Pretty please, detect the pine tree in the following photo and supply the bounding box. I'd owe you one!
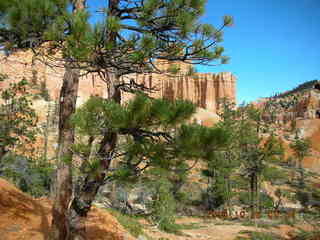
[0,1,233,239]
[1,1,87,238]
[201,98,238,211]
[0,74,38,162]
[236,104,284,214]
[290,132,311,188]
[71,92,229,230]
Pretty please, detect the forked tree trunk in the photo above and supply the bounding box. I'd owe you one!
[67,72,121,240]
[66,1,121,238]
[67,111,120,239]
[59,0,127,238]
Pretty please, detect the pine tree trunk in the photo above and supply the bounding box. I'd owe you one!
[51,65,80,240]
[298,158,305,188]
[50,1,85,239]
[68,176,102,240]
[255,175,258,212]
[43,102,51,163]
[226,176,231,213]
[0,146,7,169]
[250,173,255,215]
[0,146,6,161]
[66,1,121,239]
[257,176,260,211]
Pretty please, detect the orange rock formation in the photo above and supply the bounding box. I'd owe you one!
[0,51,236,113]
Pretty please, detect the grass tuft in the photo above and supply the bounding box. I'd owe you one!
[107,208,144,237]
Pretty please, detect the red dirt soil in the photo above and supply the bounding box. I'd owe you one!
[310,126,320,152]
[0,178,135,240]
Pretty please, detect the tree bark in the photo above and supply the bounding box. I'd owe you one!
[68,176,102,240]
[0,145,8,168]
[250,173,255,215]
[66,1,121,239]
[51,65,80,240]
[0,146,6,160]
[66,73,121,240]
[43,102,51,164]
[50,0,86,238]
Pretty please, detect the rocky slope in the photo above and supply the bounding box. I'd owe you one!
[255,80,320,124]
[254,80,320,172]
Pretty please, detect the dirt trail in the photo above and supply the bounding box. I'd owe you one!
[140,217,299,240]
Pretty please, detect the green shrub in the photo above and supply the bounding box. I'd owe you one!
[1,153,54,197]
[281,189,296,202]
[201,175,228,210]
[263,167,288,184]
[237,230,281,240]
[107,208,143,237]
[296,191,311,208]
[149,176,179,233]
[241,221,277,229]
[259,192,274,210]
[238,191,251,206]
[237,191,273,211]
[290,229,320,240]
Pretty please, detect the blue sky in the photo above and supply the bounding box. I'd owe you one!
[87,0,320,103]
[197,0,320,103]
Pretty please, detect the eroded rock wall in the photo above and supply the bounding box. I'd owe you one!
[0,51,107,107]
[122,71,236,112]
[256,89,320,125]
[0,51,236,112]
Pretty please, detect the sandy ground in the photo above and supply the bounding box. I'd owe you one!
[139,216,303,240]
[0,178,134,240]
